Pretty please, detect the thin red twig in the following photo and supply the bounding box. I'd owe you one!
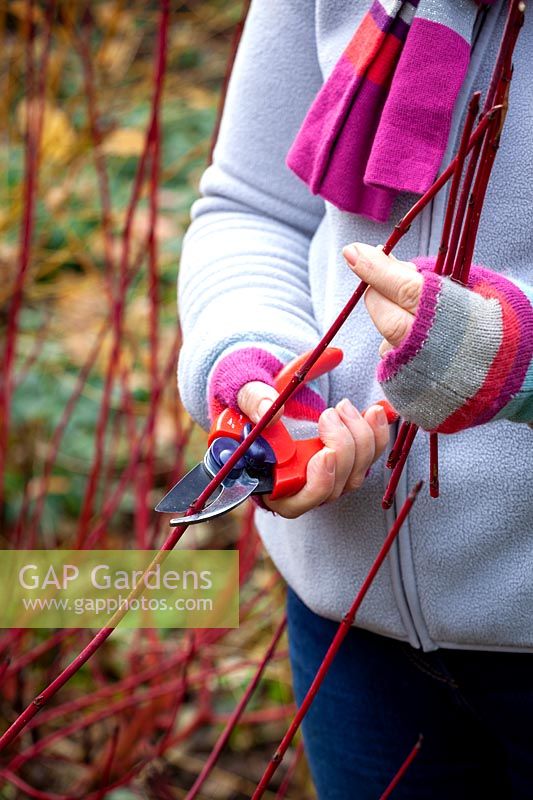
[27,326,107,536]
[251,482,423,798]
[275,739,305,800]
[94,725,121,800]
[435,92,480,276]
[185,615,287,800]
[0,0,55,509]
[76,0,170,546]
[429,432,439,499]
[7,673,188,771]
[75,12,116,302]
[379,735,423,799]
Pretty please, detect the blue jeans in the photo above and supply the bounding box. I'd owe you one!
[287,586,533,799]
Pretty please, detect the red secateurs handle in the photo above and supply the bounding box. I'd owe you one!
[209,408,324,500]
[208,347,342,500]
[274,346,397,424]
[208,347,398,501]
[273,347,343,394]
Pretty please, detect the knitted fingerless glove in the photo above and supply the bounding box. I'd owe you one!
[377,258,533,433]
[207,343,326,423]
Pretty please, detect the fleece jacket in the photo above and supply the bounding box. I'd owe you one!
[177,0,533,652]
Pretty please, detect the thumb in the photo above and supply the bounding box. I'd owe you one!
[236,381,284,424]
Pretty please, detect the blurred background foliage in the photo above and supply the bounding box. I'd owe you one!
[0,2,312,797]
[2,0,239,533]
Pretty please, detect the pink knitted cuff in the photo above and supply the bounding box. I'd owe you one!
[207,346,326,423]
[376,258,533,433]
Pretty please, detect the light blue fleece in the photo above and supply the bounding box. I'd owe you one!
[178,0,533,652]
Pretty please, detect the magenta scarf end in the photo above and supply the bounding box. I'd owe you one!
[287,154,396,223]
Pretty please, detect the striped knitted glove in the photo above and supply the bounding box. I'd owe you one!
[207,342,326,424]
[377,258,533,433]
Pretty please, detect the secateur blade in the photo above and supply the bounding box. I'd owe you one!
[155,463,216,514]
[155,430,271,524]
[170,470,259,525]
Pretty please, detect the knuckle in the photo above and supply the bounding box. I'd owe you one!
[355,420,373,449]
[336,427,355,451]
[385,312,410,346]
[329,484,347,502]
[396,278,420,310]
[346,474,364,492]
[268,500,298,519]
[361,254,376,278]
[354,444,375,475]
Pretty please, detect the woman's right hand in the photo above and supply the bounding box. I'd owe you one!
[237,381,391,519]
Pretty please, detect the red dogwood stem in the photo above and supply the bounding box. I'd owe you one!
[381,0,524,510]
[275,739,306,799]
[452,107,503,285]
[429,433,439,498]
[0,0,54,509]
[76,0,170,546]
[434,92,480,277]
[425,92,479,500]
[185,615,287,800]
[251,481,423,799]
[0,515,191,754]
[382,424,419,510]
[452,1,523,284]
[379,735,424,799]
[386,420,410,470]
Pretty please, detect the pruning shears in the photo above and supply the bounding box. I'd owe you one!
[155,348,397,524]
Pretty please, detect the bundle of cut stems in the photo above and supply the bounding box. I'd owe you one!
[383,0,524,510]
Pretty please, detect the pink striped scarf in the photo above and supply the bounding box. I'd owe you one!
[287,0,495,222]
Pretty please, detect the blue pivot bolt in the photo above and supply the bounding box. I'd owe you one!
[206,426,277,480]
[207,436,246,479]
[242,424,276,473]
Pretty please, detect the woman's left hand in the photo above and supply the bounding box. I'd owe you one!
[343,241,533,434]
[343,242,423,356]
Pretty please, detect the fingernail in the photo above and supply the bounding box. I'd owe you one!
[256,398,273,420]
[343,244,359,265]
[322,408,340,426]
[375,407,388,428]
[324,449,335,474]
[339,398,361,419]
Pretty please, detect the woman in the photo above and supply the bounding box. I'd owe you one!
[178,1,533,796]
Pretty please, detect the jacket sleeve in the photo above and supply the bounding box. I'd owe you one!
[376,258,533,433]
[177,0,327,431]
